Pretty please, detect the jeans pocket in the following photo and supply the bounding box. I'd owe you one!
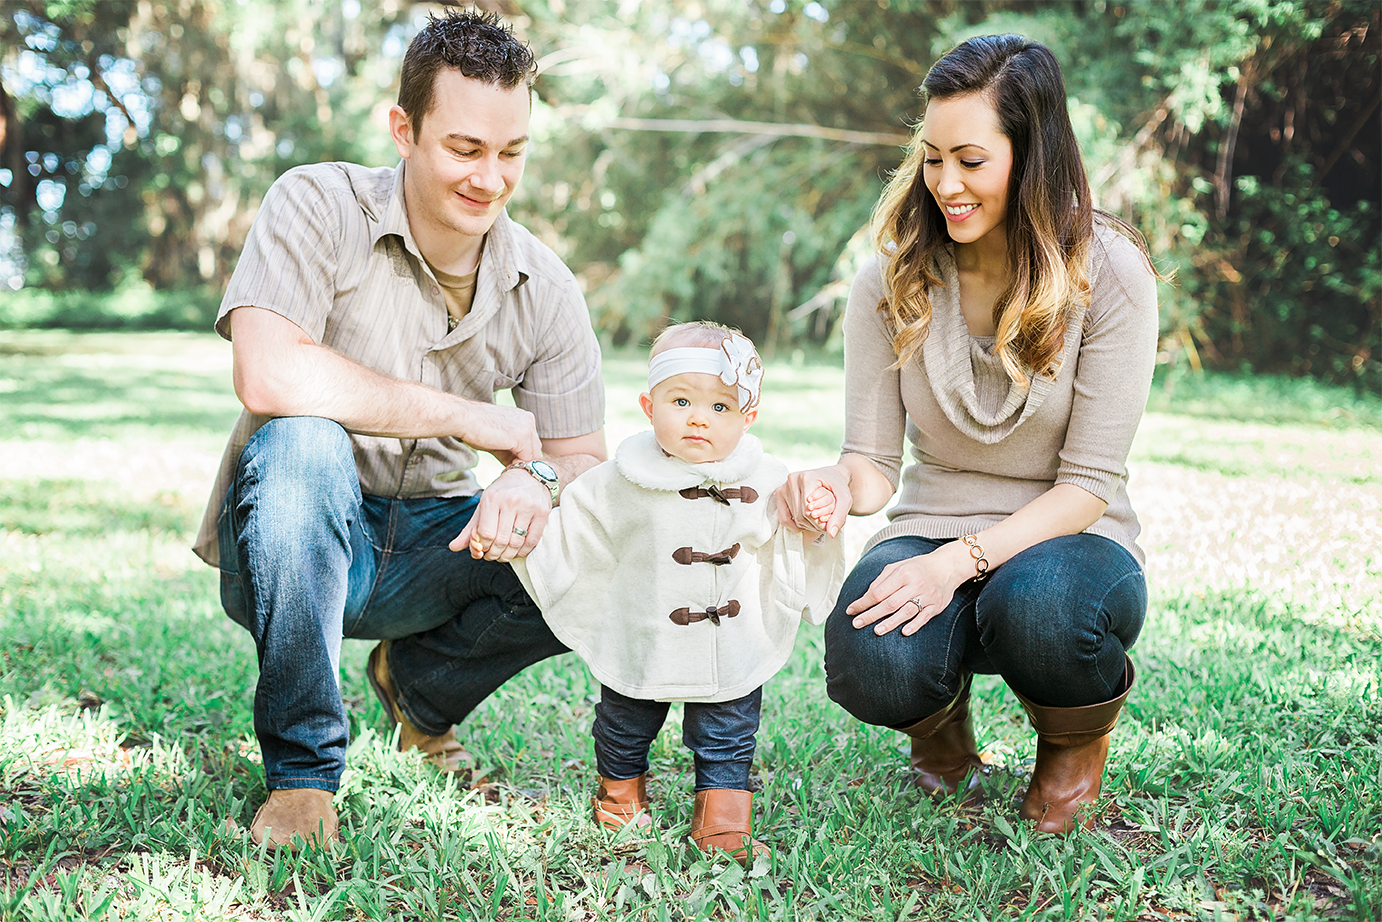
[462,595,550,660]
[216,498,250,630]
[220,570,250,629]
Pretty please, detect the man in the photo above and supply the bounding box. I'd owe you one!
[192,10,605,847]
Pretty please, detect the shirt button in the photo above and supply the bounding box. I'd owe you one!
[432,285,440,295]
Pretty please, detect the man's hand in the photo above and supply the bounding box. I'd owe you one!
[458,404,542,464]
[448,429,607,562]
[450,467,551,561]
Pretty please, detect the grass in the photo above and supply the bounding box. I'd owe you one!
[0,329,1379,921]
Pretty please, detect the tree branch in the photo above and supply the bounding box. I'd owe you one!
[1215,67,1250,221]
[1315,89,1381,188]
[596,115,909,147]
[85,58,141,143]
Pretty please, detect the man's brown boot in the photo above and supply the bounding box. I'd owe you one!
[368,641,474,775]
[248,789,339,848]
[689,789,768,866]
[899,672,984,797]
[1014,656,1136,834]
[592,774,652,830]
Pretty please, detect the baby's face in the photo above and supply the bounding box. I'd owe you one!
[640,372,757,464]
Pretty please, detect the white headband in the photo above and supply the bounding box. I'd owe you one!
[647,334,763,412]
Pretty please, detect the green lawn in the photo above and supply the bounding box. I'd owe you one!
[1,330,1379,921]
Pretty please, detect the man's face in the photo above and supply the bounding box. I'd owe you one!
[391,68,530,244]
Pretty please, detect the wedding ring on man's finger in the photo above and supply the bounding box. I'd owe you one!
[512,526,528,537]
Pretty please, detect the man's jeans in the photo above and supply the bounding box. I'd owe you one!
[824,534,1146,728]
[217,417,567,792]
[593,685,763,791]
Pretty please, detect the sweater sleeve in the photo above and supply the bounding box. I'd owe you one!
[839,256,906,490]
[1054,232,1160,501]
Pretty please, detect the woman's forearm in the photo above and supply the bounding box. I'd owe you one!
[931,482,1108,584]
[845,482,1109,635]
[838,453,898,516]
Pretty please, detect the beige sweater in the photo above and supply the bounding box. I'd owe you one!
[843,226,1159,564]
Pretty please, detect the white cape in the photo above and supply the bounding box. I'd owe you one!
[513,431,844,702]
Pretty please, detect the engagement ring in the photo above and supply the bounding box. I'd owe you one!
[910,596,924,611]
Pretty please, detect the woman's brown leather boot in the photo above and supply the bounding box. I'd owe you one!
[690,789,768,865]
[1014,656,1136,833]
[899,672,984,797]
[592,775,651,830]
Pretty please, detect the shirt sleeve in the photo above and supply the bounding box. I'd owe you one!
[1054,232,1160,501]
[215,166,346,342]
[839,256,906,490]
[511,271,606,440]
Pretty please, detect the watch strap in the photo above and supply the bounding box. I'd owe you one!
[508,460,559,506]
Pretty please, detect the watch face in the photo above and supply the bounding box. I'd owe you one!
[529,460,558,483]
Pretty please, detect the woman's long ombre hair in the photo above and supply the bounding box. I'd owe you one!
[874,34,1110,385]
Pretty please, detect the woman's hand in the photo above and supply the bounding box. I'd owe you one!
[846,545,969,636]
[776,464,853,537]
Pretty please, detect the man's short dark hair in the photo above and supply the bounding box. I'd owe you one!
[398,9,537,136]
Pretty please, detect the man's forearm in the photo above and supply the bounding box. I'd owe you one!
[231,306,542,459]
[240,338,471,438]
[545,451,601,486]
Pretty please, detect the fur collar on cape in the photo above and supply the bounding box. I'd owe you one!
[614,430,765,491]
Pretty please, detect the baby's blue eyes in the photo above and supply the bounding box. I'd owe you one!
[671,398,730,412]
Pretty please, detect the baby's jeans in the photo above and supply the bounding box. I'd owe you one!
[592,685,762,791]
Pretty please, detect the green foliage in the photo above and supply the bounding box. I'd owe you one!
[1212,162,1381,382]
[2,0,1377,385]
[0,0,407,293]
[1145,364,1382,431]
[1048,0,1381,390]
[600,143,877,347]
[0,275,219,331]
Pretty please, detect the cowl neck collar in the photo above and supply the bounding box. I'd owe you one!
[615,430,764,491]
[921,246,1083,444]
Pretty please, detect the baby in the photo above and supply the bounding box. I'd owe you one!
[512,322,843,864]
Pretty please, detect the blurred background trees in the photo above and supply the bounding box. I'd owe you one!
[1,0,1377,388]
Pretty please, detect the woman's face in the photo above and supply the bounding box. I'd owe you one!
[921,92,1014,249]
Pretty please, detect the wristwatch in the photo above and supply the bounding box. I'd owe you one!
[509,459,559,506]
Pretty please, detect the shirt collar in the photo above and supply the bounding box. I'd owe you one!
[372,160,527,294]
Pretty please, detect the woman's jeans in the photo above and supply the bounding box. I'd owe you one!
[217,417,567,792]
[593,685,763,791]
[825,535,1146,728]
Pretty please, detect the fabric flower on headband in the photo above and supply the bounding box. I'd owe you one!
[646,332,764,413]
[719,334,763,413]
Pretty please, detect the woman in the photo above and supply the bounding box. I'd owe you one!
[777,34,1159,833]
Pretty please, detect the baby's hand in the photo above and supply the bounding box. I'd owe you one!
[805,483,838,533]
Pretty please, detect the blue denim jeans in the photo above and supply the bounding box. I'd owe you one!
[592,685,763,791]
[217,417,568,792]
[825,534,1146,728]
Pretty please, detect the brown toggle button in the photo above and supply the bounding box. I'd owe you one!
[678,486,759,505]
[668,600,742,625]
[671,543,741,566]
